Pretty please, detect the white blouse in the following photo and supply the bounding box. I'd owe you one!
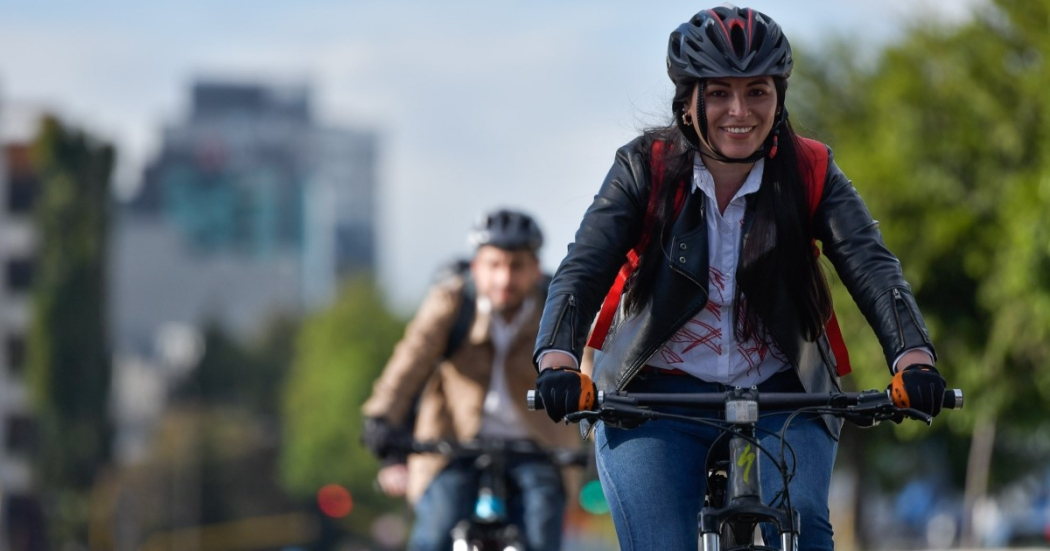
[646,155,791,386]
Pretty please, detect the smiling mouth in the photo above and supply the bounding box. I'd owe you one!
[722,126,755,134]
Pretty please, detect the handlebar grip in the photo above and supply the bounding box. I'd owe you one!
[890,388,964,410]
[942,389,964,410]
[526,390,543,411]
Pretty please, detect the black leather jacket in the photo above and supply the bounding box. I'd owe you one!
[534,136,935,436]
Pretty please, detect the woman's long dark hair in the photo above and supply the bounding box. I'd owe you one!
[622,111,832,343]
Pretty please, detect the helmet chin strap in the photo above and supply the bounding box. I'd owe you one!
[696,137,768,164]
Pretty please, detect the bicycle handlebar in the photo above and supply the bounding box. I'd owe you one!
[526,388,963,417]
[388,437,589,467]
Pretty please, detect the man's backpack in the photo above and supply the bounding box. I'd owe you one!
[432,259,477,360]
[586,138,851,376]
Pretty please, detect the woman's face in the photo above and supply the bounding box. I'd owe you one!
[689,76,777,159]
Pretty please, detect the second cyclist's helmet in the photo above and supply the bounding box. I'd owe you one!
[468,209,544,252]
[667,6,793,156]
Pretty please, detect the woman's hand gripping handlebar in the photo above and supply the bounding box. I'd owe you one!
[533,367,597,422]
[889,363,948,418]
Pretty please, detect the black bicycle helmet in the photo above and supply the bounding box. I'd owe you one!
[468,208,544,252]
[667,6,792,161]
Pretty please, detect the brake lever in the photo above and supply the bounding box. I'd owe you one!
[564,410,600,423]
[860,408,932,426]
[564,402,658,425]
[901,408,934,426]
[851,390,934,426]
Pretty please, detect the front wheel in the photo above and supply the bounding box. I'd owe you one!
[450,519,524,551]
[700,522,791,550]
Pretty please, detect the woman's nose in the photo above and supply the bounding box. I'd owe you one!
[728,93,748,118]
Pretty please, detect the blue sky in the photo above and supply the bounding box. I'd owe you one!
[0,0,983,312]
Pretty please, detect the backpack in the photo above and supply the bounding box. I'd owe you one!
[586,138,851,376]
[431,259,476,360]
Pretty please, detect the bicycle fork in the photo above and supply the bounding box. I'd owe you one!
[698,389,799,551]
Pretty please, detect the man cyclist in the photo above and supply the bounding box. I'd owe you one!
[362,208,581,551]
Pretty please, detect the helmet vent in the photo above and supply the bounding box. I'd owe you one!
[669,32,682,58]
[684,36,703,57]
[729,24,747,58]
[751,24,767,52]
[704,25,722,48]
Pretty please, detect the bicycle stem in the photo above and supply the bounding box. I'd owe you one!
[725,389,762,506]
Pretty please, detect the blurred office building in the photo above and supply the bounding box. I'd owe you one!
[111,80,378,463]
[0,139,47,549]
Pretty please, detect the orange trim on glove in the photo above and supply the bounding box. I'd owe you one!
[890,372,911,409]
[576,371,596,411]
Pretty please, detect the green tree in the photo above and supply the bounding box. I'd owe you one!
[798,0,1050,422]
[792,0,1050,544]
[279,277,405,532]
[26,115,115,542]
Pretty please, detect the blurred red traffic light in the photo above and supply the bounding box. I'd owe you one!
[317,484,353,518]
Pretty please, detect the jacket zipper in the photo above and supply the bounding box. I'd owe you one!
[894,287,930,347]
[891,288,906,354]
[568,295,577,349]
[670,261,706,288]
[547,294,576,350]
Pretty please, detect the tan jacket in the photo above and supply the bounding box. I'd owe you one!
[362,276,582,504]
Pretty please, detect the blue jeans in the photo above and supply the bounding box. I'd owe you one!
[409,449,566,551]
[594,370,838,551]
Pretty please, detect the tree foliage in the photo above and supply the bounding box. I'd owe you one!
[279,277,405,518]
[792,0,1050,471]
[25,115,115,542]
[27,115,114,482]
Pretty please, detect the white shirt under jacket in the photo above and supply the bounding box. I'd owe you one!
[477,296,535,440]
[645,155,791,386]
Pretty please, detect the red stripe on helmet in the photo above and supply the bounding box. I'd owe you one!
[708,9,732,43]
[726,18,745,57]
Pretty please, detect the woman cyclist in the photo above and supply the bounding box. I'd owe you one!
[532,6,949,550]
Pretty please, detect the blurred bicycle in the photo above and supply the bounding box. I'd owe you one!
[389,438,588,551]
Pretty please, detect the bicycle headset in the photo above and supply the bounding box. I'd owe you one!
[467,209,544,253]
[666,6,793,163]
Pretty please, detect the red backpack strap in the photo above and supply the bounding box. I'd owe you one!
[796,137,829,218]
[588,141,685,350]
[796,137,851,376]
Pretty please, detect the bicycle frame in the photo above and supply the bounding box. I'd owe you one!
[451,445,523,551]
[698,387,798,551]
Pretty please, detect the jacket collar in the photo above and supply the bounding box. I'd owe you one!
[692,154,765,204]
